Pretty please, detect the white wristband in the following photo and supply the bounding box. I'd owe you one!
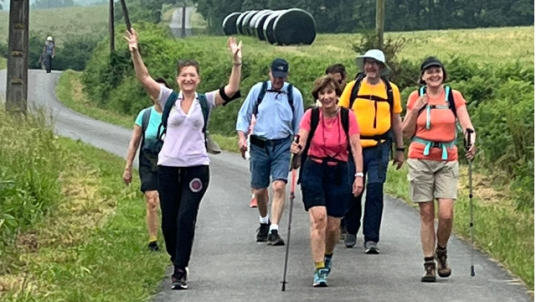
[355,172,364,178]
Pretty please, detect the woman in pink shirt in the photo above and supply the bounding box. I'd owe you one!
[125,28,243,290]
[291,75,364,287]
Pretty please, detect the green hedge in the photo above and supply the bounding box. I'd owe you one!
[81,22,534,210]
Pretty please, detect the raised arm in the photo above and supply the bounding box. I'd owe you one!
[124,29,161,102]
[214,37,243,106]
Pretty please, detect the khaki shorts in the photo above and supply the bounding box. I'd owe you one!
[407,158,459,202]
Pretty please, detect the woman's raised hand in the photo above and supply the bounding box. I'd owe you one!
[228,37,242,63]
[123,28,139,52]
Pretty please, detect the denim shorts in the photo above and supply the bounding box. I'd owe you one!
[300,157,352,218]
[249,136,292,189]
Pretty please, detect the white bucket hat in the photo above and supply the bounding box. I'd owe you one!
[355,49,391,76]
[46,36,53,41]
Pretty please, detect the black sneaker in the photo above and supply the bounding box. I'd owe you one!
[148,241,159,252]
[256,222,270,242]
[268,230,285,246]
[171,268,188,290]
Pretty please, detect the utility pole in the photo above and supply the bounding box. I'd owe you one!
[181,4,186,38]
[109,0,114,52]
[6,0,30,114]
[375,0,385,49]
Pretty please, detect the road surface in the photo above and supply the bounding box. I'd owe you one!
[169,6,195,38]
[0,69,531,302]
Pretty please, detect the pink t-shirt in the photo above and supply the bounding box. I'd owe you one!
[157,86,216,167]
[299,108,360,163]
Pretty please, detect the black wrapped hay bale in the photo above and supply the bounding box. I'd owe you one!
[263,11,283,45]
[249,10,272,38]
[222,12,241,35]
[235,11,251,35]
[273,9,316,45]
[242,10,260,36]
[255,11,273,40]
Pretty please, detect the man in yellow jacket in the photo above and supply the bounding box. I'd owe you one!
[339,49,405,254]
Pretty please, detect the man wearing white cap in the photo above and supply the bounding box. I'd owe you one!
[338,49,405,254]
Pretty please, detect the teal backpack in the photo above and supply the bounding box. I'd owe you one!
[412,86,463,160]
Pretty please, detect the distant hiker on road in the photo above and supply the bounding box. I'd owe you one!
[125,28,243,290]
[339,49,405,254]
[123,77,170,252]
[291,75,363,287]
[236,58,304,246]
[402,56,476,282]
[315,63,347,108]
[43,36,55,73]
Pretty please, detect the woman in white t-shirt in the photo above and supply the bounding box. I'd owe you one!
[125,28,243,290]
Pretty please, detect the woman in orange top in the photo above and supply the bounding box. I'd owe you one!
[402,57,476,283]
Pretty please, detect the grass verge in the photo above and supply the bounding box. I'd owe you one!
[55,69,534,293]
[0,105,169,301]
[0,57,6,70]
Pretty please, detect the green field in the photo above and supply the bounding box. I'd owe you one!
[183,26,533,69]
[0,5,109,46]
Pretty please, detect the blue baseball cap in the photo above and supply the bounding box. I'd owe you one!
[270,58,289,78]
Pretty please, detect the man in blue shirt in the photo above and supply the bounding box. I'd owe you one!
[237,58,304,246]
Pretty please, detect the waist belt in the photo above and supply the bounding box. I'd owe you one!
[411,137,456,160]
[250,135,290,148]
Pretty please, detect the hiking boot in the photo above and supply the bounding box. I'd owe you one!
[171,268,188,290]
[339,225,347,241]
[364,241,379,254]
[249,196,258,208]
[268,230,285,246]
[256,222,270,242]
[345,233,357,248]
[435,247,452,278]
[324,256,333,277]
[313,268,329,287]
[421,259,437,282]
[148,241,159,252]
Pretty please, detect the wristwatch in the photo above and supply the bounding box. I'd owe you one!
[396,147,405,152]
[355,172,364,178]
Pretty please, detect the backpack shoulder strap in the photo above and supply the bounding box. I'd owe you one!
[340,107,350,151]
[141,108,151,134]
[340,107,350,137]
[445,86,457,118]
[381,76,394,109]
[349,73,365,109]
[158,91,178,139]
[417,86,427,115]
[140,108,151,150]
[287,83,294,113]
[253,81,268,117]
[198,93,209,134]
[298,107,320,184]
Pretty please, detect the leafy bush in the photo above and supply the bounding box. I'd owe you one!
[0,106,65,272]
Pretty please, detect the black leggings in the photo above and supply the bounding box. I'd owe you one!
[158,165,209,270]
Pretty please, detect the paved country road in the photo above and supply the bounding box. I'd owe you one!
[0,69,531,302]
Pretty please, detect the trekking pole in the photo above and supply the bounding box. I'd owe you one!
[281,135,300,291]
[464,128,475,277]
[119,0,132,33]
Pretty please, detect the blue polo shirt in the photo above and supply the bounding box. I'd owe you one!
[236,81,304,140]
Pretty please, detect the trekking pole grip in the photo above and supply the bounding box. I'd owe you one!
[464,128,474,151]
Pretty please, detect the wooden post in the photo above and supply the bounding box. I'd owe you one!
[6,0,30,114]
[109,0,114,52]
[375,0,385,49]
